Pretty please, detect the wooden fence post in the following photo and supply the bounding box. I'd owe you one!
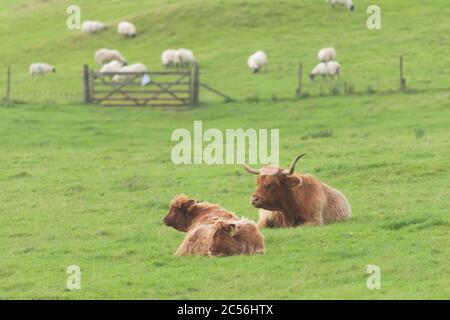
[296,62,303,98]
[83,64,91,103]
[400,55,406,91]
[6,66,11,102]
[190,63,199,106]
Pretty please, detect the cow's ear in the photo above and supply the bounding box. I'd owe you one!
[226,223,236,236]
[284,176,302,189]
[218,222,236,236]
[180,199,196,211]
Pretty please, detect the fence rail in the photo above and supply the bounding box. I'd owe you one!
[1,55,440,106]
[84,64,199,107]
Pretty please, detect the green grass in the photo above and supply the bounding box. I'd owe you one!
[0,0,449,299]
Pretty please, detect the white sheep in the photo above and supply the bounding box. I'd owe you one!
[99,60,124,74]
[318,47,337,63]
[327,0,354,11]
[161,49,181,68]
[81,20,107,33]
[29,63,56,76]
[95,48,127,66]
[178,48,196,67]
[118,21,136,37]
[247,51,268,73]
[112,63,148,83]
[309,61,341,80]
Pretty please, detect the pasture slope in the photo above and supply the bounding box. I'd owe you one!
[0,0,449,299]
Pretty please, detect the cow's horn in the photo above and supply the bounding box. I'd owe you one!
[282,154,306,175]
[243,164,261,175]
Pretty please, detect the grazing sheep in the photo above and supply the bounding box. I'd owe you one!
[318,47,337,63]
[163,195,237,232]
[118,21,136,37]
[95,48,127,66]
[81,20,107,34]
[29,63,56,76]
[99,60,124,74]
[177,48,196,67]
[247,51,268,73]
[309,61,341,80]
[112,63,148,83]
[175,218,265,257]
[327,0,354,11]
[161,49,181,68]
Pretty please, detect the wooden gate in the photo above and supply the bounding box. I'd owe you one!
[83,64,199,107]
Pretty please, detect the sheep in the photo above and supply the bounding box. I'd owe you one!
[29,63,56,76]
[247,51,268,73]
[178,48,196,67]
[318,47,337,63]
[81,20,107,34]
[161,49,181,68]
[95,48,127,66]
[99,60,124,74]
[327,0,354,11]
[309,61,341,80]
[112,63,148,83]
[118,21,136,37]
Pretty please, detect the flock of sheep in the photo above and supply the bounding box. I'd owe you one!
[246,47,342,80]
[28,1,354,84]
[29,45,341,82]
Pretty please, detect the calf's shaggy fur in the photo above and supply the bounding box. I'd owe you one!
[164,195,237,232]
[176,218,265,257]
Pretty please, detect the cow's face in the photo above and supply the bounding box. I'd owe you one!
[250,169,302,211]
[163,195,197,232]
[244,154,306,211]
[209,220,237,256]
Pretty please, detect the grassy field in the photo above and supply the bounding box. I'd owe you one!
[0,0,449,299]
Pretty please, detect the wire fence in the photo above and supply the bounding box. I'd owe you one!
[0,68,82,105]
[1,56,446,106]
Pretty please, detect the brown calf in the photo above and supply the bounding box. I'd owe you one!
[176,218,265,256]
[244,154,352,227]
[163,195,237,232]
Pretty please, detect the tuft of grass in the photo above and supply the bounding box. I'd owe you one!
[118,175,150,191]
[8,172,31,179]
[414,128,425,139]
[310,129,333,139]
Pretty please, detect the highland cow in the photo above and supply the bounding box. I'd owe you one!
[163,195,238,232]
[175,218,265,257]
[244,154,352,227]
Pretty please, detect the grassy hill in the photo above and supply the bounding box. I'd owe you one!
[0,0,449,299]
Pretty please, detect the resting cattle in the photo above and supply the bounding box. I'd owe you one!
[164,195,237,232]
[175,218,265,257]
[244,154,352,227]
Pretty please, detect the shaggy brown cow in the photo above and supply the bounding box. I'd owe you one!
[163,195,238,232]
[176,218,265,256]
[244,154,352,227]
